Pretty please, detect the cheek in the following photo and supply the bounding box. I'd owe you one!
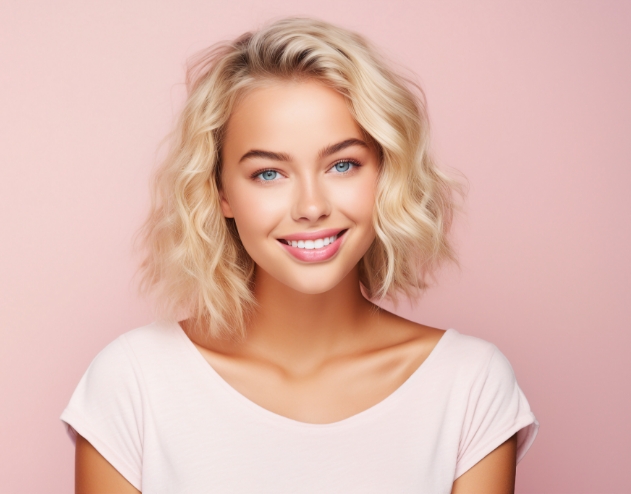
[227,183,286,239]
[334,173,378,225]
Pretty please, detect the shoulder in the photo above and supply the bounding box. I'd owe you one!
[370,306,445,350]
[120,319,182,347]
[101,319,181,356]
[377,311,517,390]
[442,332,538,476]
[446,330,514,377]
[369,308,506,369]
[82,320,182,383]
[433,330,533,430]
[60,325,177,491]
[443,329,500,364]
[61,320,184,431]
[370,306,511,373]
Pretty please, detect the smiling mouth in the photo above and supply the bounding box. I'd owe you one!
[277,229,348,249]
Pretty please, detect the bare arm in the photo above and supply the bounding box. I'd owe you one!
[75,434,141,494]
[451,434,517,494]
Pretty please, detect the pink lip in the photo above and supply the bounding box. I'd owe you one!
[278,230,347,263]
[277,228,344,242]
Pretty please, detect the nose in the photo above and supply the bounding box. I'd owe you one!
[291,175,331,223]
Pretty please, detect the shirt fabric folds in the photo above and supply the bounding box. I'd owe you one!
[61,320,538,493]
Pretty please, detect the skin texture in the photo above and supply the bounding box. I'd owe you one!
[220,80,380,296]
[75,80,517,493]
[75,435,140,494]
[452,434,517,494]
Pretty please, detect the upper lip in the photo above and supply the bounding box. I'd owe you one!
[277,228,346,241]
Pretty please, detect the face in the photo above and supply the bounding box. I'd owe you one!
[220,80,379,294]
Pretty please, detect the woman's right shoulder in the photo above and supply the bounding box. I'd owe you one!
[61,320,183,433]
[59,322,181,491]
[77,319,183,389]
[93,319,181,361]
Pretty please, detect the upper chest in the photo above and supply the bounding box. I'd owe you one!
[190,331,444,424]
[138,329,466,494]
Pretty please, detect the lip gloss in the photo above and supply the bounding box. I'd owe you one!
[278,231,346,262]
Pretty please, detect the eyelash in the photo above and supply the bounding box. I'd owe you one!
[331,158,361,174]
[250,159,362,182]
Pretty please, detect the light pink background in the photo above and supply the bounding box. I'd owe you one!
[1,1,629,492]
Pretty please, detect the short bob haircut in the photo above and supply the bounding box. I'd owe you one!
[138,17,460,339]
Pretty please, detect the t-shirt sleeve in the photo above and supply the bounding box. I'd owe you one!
[454,346,538,479]
[60,335,143,490]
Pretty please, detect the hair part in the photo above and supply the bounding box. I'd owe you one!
[137,17,463,339]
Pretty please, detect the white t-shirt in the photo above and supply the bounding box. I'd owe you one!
[61,321,538,493]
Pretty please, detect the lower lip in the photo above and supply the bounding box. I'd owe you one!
[278,232,346,262]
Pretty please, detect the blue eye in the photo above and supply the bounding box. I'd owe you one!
[257,170,278,181]
[333,161,353,173]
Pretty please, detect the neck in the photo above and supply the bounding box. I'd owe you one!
[242,266,376,373]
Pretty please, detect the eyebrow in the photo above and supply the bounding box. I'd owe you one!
[238,149,291,163]
[238,138,368,164]
[318,138,369,159]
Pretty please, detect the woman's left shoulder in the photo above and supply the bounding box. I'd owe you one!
[372,309,519,385]
[385,321,523,395]
[439,329,539,473]
[435,328,512,373]
[381,313,497,367]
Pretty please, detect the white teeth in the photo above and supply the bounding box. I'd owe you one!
[285,233,341,249]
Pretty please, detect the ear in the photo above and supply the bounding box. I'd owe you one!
[219,189,234,218]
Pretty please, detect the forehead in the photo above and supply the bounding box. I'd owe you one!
[223,80,364,159]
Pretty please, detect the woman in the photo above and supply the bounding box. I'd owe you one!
[62,17,538,493]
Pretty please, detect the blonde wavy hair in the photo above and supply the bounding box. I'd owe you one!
[138,17,461,339]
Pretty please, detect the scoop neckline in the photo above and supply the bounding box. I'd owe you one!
[172,320,456,430]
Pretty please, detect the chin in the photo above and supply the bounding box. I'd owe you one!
[285,278,344,295]
[274,267,349,295]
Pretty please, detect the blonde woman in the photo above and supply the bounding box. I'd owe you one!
[61,17,538,493]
